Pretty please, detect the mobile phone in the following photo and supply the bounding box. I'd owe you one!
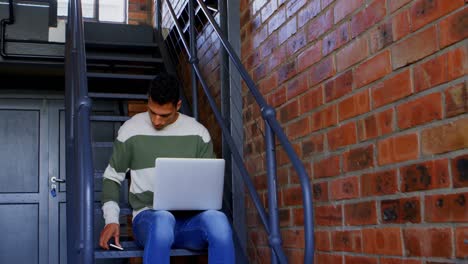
[109,243,124,251]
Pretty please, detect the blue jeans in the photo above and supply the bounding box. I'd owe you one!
[132,210,235,264]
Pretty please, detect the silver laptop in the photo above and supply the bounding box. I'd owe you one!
[153,158,225,210]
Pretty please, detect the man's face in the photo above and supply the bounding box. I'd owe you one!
[147,98,181,130]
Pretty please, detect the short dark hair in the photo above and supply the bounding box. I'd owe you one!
[148,73,180,105]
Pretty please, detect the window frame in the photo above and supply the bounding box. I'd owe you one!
[57,0,128,24]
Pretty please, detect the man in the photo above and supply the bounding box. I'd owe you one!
[99,73,235,264]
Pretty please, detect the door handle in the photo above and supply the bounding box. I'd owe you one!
[51,176,66,183]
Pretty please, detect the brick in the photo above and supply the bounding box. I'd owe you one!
[267,46,287,72]
[324,70,353,103]
[286,0,307,18]
[345,255,378,264]
[260,33,278,59]
[249,229,268,245]
[331,230,362,252]
[267,86,286,107]
[278,60,297,84]
[362,227,402,255]
[281,229,304,249]
[293,207,304,226]
[361,169,398,196]
[447,46,468,81]
[355,50,392,88]
[403,228,452,257]
[297,41,322,72]
[260,0,277,23]
[327,122,357,150]
[315,253,343,264]
[287,117,310,139]
[315,230,331,251]
[280,100,299,123]
[358,108,394,141]
[439,7,468,48]
[389,0,412,13]
[373,70,412,108]
[336,37,369,72]
[311,104,338,131]
[425,192,468,222]
[259,72,278,94]
[381,259,422,264]
[287,73,309,100]
[279,208,292,227]
[268,7,286,34]
[302,133,325,157]
[253,63,267,82]
[452,154,468,188]
[397,93,442,129]
[410,0,464,31]
[421,117,468,155]
[369,20,393,53]
[299,85,323,114]
[391,26,438,69]
[307,9,333,41]
[334,0,364,23]
[321,0,333,9]
[286,29,307,56]
[309,57,336,86]
[392,10,411,41]
[330,176,360,200]
[312,181,328,202]
[314,155,341,178]
[414,54,448,92]
[323,22,349,56]
[245,50,261,70]
[447,82,468,118]
[315,204,343,226]
[350,0,387,38]
[278,18,297,45]
[253,25,268,49]
[455,227,468,258]
[378,133,419,165]
[400,159,449,192]
[338,90,370,121]
[344,145,374,172]
[381,197,421,223]
[298,0,321,28]
[345,201,377,226]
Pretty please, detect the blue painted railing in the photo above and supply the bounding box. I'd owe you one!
[159,1,315,263]
[64,1,94,264]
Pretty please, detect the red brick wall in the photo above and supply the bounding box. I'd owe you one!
[128,0,153,25]
[241,0,468,263]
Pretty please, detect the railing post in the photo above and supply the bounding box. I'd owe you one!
[264,116,281,264]
[155,0,162,34]
[188,0,199,120]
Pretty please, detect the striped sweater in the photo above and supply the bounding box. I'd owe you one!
[101,111,215,224]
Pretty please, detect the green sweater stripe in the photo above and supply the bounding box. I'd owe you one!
[123,135,214,170]
[102,179,120,204]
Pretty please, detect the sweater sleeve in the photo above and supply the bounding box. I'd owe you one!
[197,127,215,158]
[101,138,131,224]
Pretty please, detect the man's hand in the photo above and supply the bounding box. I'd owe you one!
[99,223,121,250]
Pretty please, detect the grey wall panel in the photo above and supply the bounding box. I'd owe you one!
[0,204,39,263]
[0,110,39,193]
[0,4,49,41]
[59,202,67,264]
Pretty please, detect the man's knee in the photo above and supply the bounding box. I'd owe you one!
[148,210,176,244]
[201,210,233,244]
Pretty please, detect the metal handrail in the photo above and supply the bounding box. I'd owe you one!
[64,0,94,263]
[160,1,315,263]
